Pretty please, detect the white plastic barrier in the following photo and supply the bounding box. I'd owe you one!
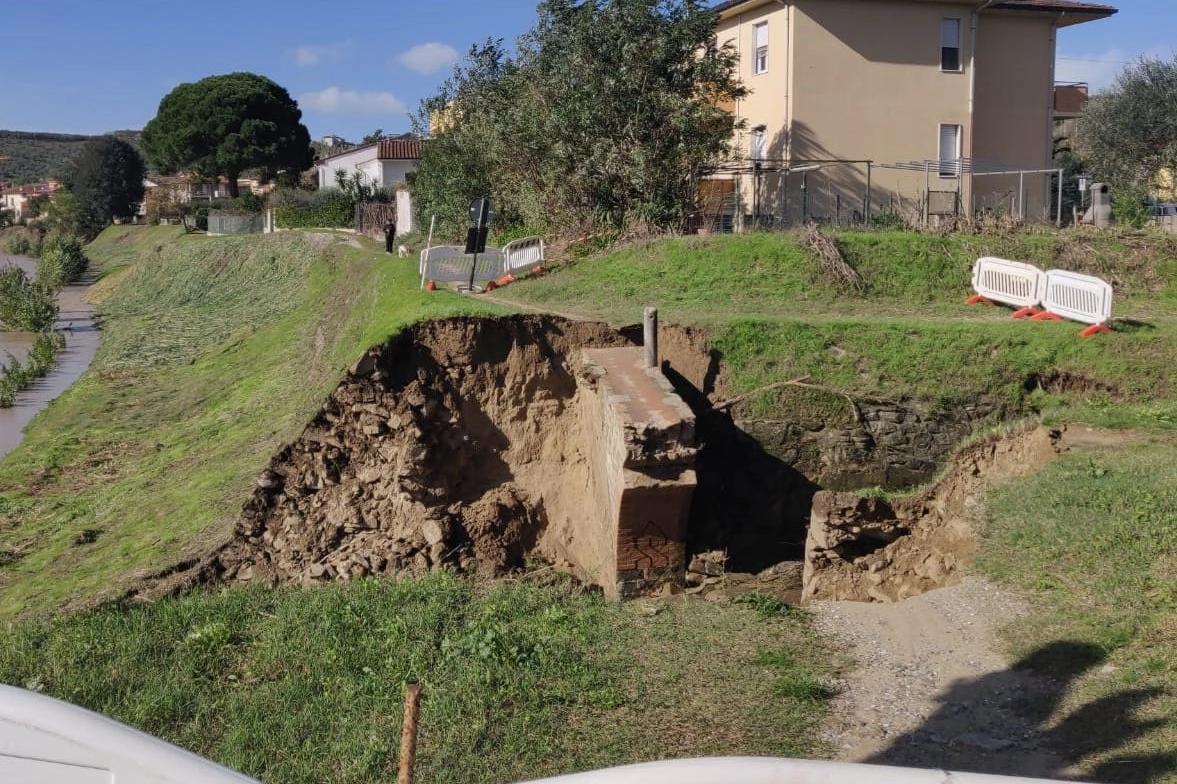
[419,245,504,288]
[969,257,1044,310]
[0,685,259,783]
[518,757,1085,784]
[502,236,545,273]
[1038,269,1113,333]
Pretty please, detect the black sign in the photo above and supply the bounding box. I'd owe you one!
[469,197,495,228]
[464,226,488,255]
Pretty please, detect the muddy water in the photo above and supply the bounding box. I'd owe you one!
[0,254,100,460]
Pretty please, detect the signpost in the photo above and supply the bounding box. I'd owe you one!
[465,197,494,292]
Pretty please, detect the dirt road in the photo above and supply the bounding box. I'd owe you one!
[813,577,1096,780]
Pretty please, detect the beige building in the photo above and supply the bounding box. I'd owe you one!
[708,0,1115,228]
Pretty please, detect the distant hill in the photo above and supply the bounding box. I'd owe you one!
[0,129,142,183]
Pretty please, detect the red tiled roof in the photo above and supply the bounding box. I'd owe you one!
[377,139,422,160]
[714,0,1116,15]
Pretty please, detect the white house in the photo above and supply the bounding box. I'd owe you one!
[315,137,421,190]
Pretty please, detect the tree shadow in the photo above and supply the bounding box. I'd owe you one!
[865,640,1177,782]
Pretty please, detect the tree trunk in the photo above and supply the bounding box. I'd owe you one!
[227,175,240,199]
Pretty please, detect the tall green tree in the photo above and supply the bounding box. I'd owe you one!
[64,135,146,236]
[1077,56,1177,193]
[412,0,745,237]
[141,72,312,198]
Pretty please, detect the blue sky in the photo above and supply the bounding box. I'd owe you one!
[0,0,1171,143]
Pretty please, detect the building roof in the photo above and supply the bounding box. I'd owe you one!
[713,0,1116,22]
[377,139,422,160]
[315,136,423,166]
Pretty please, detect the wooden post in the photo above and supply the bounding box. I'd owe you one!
[398,683,422,784]
[643,307,658,369]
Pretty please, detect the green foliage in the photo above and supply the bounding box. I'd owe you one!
[63,135,147,237]
[5,232,33,256]
[0,266,57,330]
[271,188,354,229]
[1077,56,1177,192]
[1112,188,1151,229]
[0,129,141,183]
[36,233,88,289]
[734,592,805,620]
[141,73,313,196]
[0,332,66,407]
[412,0,745,238]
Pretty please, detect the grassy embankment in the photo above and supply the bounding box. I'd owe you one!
[3,225,1177,782]
[503,227,1177,784]
[0,226,834,784]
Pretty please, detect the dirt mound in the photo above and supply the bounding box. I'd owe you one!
[802,425,1065,602]
[204,315,630,585]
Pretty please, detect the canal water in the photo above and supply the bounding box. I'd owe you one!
[0,253,100,460]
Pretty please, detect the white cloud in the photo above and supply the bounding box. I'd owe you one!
[398,42,459,75]
[293,41,353,67]
[299,87,406,116]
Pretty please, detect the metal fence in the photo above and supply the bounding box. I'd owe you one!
[207,211,264,235]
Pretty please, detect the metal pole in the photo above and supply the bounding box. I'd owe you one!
[865,162,872,225]
[398,683,422,784]
[643,307,658,369]
[802,173,809,224]
[1056,168,1063,226]
[1018,171,1025,220]
[923,161,930,226]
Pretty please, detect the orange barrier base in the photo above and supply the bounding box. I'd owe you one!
[1079,323,1112,338]
[1029,311,1064,321]
[425,280,437,291]
[964,294,993,305]
[1011,307,1041,319]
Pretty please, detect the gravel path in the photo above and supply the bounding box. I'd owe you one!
[811,577,1086,780]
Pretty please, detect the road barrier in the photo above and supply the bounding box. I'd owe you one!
[1032,269,1114,336]
[419,236,546,290]
[967,257,1114,336]
[502,236,546,273]
[967,257,1044,317]
[419,245,505,289]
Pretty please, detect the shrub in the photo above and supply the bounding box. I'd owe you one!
[271,188,354,229]
[0,331,66,407]
[0,267,57,331]
[37,234,89,289]
[6,234,32,256]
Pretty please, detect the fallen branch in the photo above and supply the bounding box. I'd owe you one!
[800,225,865,291]
[713,375,861,423]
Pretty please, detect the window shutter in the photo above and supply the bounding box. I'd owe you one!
[939,125,960,176]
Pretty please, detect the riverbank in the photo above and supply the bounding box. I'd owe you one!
[0,254,99,460]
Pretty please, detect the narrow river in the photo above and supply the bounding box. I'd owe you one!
[0,254,100,460]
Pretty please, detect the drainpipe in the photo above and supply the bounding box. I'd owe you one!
[966,1,996,216]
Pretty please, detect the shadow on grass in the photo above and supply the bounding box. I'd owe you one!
[865,640,1177,783]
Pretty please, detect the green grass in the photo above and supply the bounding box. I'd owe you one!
[0,573,834,784]
[0,226,508,617]
[974,435,1177,782]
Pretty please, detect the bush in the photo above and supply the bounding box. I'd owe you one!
[0,331,66,407]
[6,234,33,256]
[1112,189,1151,230]
[0,267,57,331]
[271,188,354,229]
[37,234,89,289]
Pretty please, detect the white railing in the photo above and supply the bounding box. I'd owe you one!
[969,257,1043,311]
[419,245,505,289]
[419,236,546,289]
[1038,269,1113,326]
[502,236,546,273]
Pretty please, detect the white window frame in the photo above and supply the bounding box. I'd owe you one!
[753,22,768,75]
[938,124,962,177]
[750,128,767,161]
[941,18,962,72]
